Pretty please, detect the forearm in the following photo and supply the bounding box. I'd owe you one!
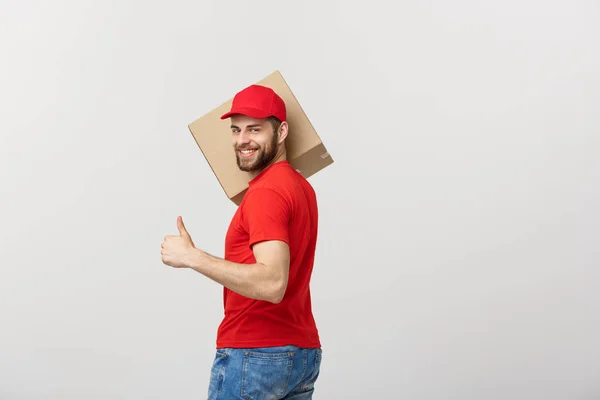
[185,248,284,303]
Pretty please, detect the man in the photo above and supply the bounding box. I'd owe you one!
[161,84,322,399]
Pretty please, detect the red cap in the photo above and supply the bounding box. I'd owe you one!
[220,84,286,121]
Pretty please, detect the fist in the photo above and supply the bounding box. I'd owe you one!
[161,216,196,268]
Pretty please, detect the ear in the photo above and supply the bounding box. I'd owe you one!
[277,121,289,144]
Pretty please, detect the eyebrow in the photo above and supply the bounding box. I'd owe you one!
[230,124,262,129]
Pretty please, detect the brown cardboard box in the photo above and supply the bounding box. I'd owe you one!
[188,70,334,205]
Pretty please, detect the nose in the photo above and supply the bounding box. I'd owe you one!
[236,130,251,146]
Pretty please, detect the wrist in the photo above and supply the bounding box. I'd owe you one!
[185,247,205,270]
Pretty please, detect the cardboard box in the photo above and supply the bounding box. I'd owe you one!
[188,70,334,205]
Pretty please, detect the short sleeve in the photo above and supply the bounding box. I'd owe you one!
[241,188,291,248]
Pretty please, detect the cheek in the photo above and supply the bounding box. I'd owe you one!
[253,137,267,148]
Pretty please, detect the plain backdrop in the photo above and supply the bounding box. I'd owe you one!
[1,0,599,399]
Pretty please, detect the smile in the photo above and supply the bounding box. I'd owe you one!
[239,149,257,158]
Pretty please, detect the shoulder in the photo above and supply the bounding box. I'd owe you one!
[244,185,287,204]
[252,164,300,194]
[241,185,291,218]
[241,162,315,210]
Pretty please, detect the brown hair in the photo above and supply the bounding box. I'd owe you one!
[268,116,282,134]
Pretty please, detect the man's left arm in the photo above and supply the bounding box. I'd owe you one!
[161,188,292,303]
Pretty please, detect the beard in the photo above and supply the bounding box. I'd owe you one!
[235,131,279,172]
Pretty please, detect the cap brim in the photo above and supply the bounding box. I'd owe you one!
[220,107,273,120]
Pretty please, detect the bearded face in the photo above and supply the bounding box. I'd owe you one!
[235,128,279,172]
[231,116,281,173]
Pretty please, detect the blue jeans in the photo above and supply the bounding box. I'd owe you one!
[208,345,322,399]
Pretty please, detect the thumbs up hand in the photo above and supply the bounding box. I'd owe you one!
[161,216,196,268]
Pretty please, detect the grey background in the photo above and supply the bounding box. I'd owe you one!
[1,0,599,399]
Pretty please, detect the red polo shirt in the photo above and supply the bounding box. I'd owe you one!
[216,160,321,349]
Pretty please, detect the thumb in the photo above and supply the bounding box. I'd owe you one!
[177,216,189,236]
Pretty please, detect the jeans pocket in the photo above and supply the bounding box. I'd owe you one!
[241,349,294,400]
